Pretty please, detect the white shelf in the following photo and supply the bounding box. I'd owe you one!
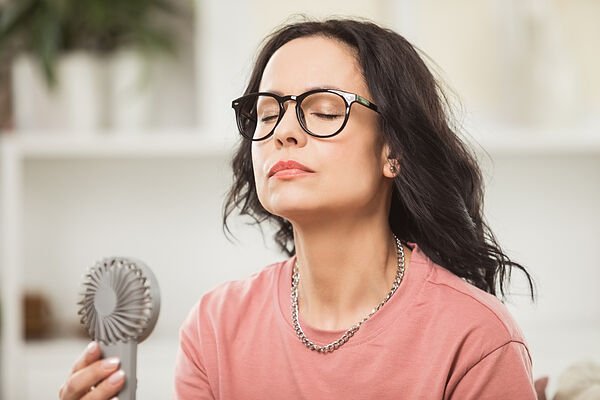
[1,125,599,159]
[23,336,178,399]
[465,128,600,155]
[0,129,238,159]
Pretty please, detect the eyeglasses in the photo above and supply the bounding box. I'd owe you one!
[231,88,380,141]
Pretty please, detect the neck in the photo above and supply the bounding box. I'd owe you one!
[292,216,410,331]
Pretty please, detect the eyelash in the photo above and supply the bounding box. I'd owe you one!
[312,113,342,120]
[260,115,278,123]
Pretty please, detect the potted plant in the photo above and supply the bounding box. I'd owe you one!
[0,0,181,131]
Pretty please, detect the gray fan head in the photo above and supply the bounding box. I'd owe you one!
[78,257,160,399]
[78,257,160,344]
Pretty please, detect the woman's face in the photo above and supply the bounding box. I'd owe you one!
[252,35,394,223]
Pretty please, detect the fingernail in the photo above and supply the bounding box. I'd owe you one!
[86,341,97,354]
[102,357,120,370]
[108,369,125,385]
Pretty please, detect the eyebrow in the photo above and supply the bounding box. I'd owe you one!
[262,85,344,95]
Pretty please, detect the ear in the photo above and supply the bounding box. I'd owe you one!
[381,143,399,178]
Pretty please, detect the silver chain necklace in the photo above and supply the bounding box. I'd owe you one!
[291,235,406,353]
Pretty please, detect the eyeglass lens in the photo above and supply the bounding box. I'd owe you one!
[238,92,347,139]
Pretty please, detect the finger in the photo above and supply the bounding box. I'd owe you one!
[60,357,121,400]
[534,376,549,400]
[81,369,126,400]
[71,341,102,374]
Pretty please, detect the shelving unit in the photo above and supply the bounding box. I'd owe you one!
[2,128,600,398]
[2,127,599,396]
[0,130,246,399]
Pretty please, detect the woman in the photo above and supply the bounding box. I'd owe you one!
[59,18,537,400]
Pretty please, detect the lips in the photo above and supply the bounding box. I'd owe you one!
[268,160,315,178]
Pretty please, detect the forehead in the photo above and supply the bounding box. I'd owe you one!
[259,35,369,96]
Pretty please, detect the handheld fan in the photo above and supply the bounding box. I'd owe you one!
[78,257,160,400]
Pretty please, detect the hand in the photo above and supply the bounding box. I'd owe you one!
[59,341,126,400]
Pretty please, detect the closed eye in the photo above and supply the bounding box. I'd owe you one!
[311,113,343,120]
[260,115,279,123]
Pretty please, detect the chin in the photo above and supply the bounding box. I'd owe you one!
[262,199,318,220]
[266,203,313,219]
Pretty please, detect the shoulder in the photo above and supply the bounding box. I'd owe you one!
[419,258,529,354]
[413,257,533,383]
[201,259,285,311]
[181,258,287,332]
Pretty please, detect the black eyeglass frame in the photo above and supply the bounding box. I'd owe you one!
[231,88,380,141]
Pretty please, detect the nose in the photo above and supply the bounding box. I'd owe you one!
[272,101,307,148]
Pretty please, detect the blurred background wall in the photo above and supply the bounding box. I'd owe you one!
[0,0,599,398]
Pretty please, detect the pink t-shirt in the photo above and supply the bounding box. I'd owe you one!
[174,242,536,399]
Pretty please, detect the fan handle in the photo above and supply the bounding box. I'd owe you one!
[99,341,138,400]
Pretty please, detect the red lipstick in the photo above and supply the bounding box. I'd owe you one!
[268,160,315,178]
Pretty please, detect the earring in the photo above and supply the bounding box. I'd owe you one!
[389,163,398,175]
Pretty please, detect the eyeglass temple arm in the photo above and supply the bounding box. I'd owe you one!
[356,94,379,113]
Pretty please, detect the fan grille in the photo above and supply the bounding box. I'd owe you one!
[78,258,154,344]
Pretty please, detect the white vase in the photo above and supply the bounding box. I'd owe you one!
[526,0,580,128]
[12,54,62,131]
[498,0,580,128]
[12,52,108,132]
[108,49,153,131]
[58,52,108,132]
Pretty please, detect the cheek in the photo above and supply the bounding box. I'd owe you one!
[250,145,271,207]
[251,143,267,178]
[330,122,383,180]
[346,158,379,191]
[323,143,382,198]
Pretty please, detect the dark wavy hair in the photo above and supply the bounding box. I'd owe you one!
[222,17,536,302]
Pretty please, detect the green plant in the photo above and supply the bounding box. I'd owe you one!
[0,0,182,87]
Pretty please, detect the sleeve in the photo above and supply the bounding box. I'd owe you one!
[173,299,216,400]
[447,340,537,400]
